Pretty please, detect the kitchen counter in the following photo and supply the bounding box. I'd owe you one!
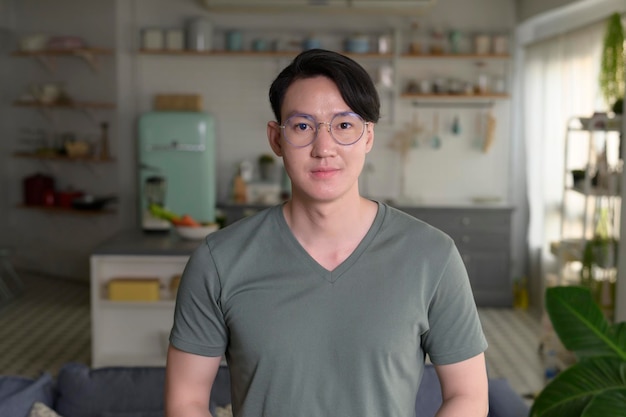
[217,199,514,226]
[91,229,197,368]
[92,229,203,256]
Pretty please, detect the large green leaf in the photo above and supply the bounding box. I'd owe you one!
[545,286,626,360]
[581,389,626,417]
[530,357,626,417]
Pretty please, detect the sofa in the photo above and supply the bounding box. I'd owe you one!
[0,362,529,417]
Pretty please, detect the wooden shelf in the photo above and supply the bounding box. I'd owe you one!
[11,48,113,72]
[14,152,115,163]
[13,100,115,109]
[11,47,113,57]
[400,53,511,60]
[401,93,509,100]
[401,93,509,108]
[138,49,393,59]
[18,204,116,215]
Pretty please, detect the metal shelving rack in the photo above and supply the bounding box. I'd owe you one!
[553,114,623,285]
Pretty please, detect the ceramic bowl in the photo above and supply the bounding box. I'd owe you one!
[175,224,219,240]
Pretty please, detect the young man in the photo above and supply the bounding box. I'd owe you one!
[165,49,489,417]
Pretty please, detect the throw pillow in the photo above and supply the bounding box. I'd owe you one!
[55,363,166,417]
[214,404,233,417]
[29,402,62,417]
[0,373,54,417]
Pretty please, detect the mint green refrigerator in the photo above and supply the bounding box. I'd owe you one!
[138,111,216,231]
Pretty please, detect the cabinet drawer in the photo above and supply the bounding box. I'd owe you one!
[403,208,511,235]
[452,232,510,251]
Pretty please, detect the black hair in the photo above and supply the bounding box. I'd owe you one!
[268,48,380,124]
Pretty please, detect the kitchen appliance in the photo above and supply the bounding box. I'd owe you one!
[138,111,216,232]
[142,175,169,231]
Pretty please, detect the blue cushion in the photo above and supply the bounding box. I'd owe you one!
[414,365,443,417]
[55,363,165,417]
[0,373,54,417]
[55,363,232,417]
[487,378,530,417]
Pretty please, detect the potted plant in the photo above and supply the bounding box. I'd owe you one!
[530,286,626,417]
[258,153,276,181]
[599,12,625,112]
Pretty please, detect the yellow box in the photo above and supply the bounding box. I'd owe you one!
[153,94,202,111]
[107,278,161,301]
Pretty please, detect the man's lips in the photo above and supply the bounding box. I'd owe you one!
[310,167,339,178]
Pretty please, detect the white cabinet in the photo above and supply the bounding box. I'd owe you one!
[90,254,188,367]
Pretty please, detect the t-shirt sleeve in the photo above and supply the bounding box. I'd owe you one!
[421,241,488,365]
[169,242,228,357]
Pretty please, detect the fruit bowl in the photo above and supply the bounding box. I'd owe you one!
[175,223,219,240]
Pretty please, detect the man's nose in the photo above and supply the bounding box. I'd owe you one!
[312,122,336,155]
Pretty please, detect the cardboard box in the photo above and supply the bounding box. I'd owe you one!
[108,278,161,301]
[153,94,202,111]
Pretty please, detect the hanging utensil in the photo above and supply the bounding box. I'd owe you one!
[482,110,497,153]
[431,111,442,149]
[451,114,461,135]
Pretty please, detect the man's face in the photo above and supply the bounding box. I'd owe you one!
[267,76,374,204]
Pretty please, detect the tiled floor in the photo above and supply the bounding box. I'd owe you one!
[0,270,545,403]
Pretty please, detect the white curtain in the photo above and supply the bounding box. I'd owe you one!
[523,20,605,289]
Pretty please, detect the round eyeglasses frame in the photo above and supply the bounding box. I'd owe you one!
[279,112,370,148]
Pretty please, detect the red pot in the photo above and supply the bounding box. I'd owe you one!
[23,173,55,206]
[56,190,84,208]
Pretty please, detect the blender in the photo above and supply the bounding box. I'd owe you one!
[142,175,170,232]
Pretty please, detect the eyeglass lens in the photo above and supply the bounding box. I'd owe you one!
[282,113,366,147]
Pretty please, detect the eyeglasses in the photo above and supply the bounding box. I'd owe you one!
[279,112,370,148]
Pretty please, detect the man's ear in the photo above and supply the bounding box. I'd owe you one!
[267,121,283,157]
[365,123,375,154]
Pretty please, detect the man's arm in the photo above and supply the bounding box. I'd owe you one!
[434,352,489,417]
[165,345,223,417]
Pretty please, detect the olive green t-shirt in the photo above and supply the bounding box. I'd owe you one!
[170,202,487,417]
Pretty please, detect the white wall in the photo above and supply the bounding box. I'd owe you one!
[516,0,579,22]
[129,0,515,204]
[1,0,518,279]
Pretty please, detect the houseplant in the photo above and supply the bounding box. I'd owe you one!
[530,286,626,417]
[599,12,624,111]
[258,153,276,181]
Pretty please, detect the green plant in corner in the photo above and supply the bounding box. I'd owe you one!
[599,12,625,111]
[530,286,626,417]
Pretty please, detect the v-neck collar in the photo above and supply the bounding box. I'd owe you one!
[275,201,386,283]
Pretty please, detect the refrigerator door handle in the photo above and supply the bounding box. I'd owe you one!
[146,141,205,152]
[139,163,161,172]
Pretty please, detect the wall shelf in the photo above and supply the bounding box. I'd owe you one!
[400,53,510,60]
[402,94,509,108]
[13,100,115,124]
[14,152,115,163]
[138,48,393,60]
[11,48,113,73]
[13,100,115,109]
[18,204,116,215]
